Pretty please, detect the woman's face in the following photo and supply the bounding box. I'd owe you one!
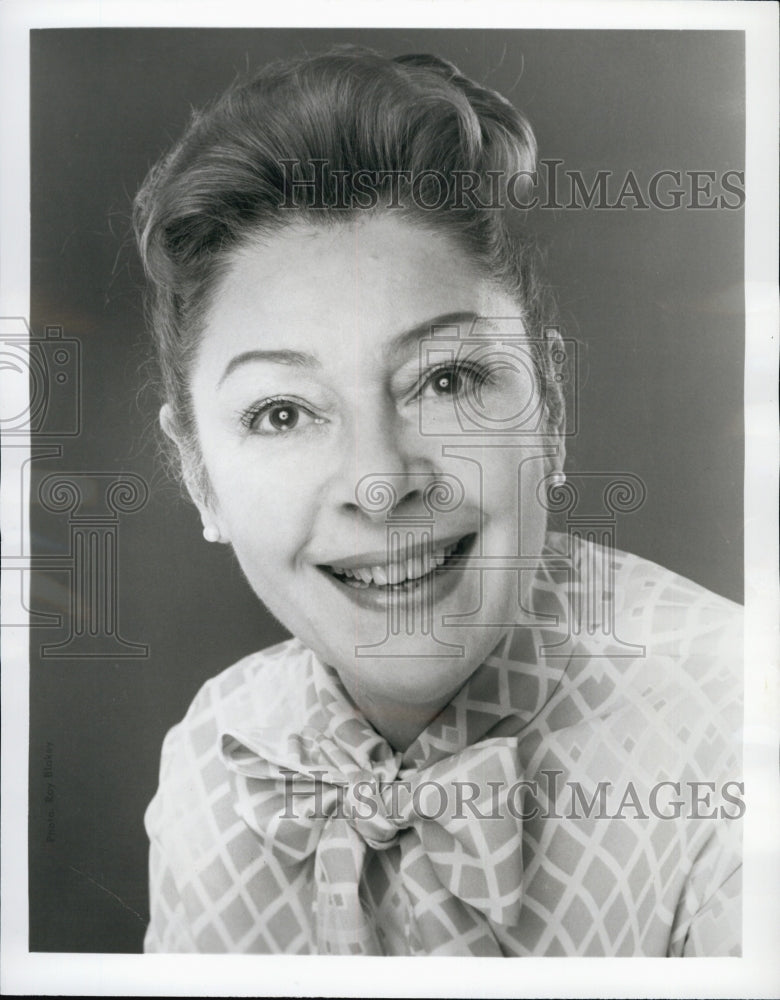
[180,215,561,735]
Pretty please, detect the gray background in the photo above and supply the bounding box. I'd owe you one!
[28,28,744,951]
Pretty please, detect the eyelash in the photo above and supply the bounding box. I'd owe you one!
[415,359,494,398]
[238,396,324,435]
[238,361,494,436]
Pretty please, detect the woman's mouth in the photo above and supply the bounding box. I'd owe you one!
[319,533,477,593]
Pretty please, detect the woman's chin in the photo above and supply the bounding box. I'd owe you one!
[315,630,504,710]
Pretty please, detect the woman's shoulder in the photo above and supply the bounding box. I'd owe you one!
[542,530,742,759]
[605,537,743,667]
[156,636,313,777]
[545,528,742,636]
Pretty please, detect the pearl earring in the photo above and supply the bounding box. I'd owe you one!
[202,525,221,543]
[549,472,567,486]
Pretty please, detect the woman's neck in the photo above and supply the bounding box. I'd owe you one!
[338,680,453,753]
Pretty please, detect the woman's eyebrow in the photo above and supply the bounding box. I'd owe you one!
[217,312,480,386]
[384,311,479,361]
[218,348,320,386]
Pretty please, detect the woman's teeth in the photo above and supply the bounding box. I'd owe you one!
[330,540,460,588]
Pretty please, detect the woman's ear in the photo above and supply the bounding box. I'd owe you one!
[159,403,230,544]
[543,435,566,489]
[550,427,566,476]
[541,328,567,475]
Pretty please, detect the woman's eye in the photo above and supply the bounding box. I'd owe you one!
[267,404,299,431]
[430,369,460,396]
[241,399,322,435]
[421,363,486,399]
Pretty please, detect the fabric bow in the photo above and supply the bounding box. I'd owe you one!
[221,724,526,955]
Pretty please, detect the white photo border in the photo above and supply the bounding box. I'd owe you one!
[1,1,777,996]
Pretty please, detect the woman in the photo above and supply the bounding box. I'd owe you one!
[135,47,742,956]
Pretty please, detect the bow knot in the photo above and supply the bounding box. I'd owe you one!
[221,724,526,954]
[340,771,404,850]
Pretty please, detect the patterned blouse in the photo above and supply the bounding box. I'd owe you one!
[144,532,743,956]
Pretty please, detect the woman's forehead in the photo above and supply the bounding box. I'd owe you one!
[221,214,476,290]
[198,216,519,365]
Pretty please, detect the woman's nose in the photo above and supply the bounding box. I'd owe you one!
[333,400,436,520]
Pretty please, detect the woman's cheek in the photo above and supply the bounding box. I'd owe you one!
[220,462,321,555]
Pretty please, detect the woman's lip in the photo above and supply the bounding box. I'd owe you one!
[316,530,473,572]
[316,533,477,611]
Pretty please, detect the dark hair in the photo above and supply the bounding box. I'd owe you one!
[133,46,563,497]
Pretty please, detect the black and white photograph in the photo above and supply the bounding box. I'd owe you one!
[1,1,777,996]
